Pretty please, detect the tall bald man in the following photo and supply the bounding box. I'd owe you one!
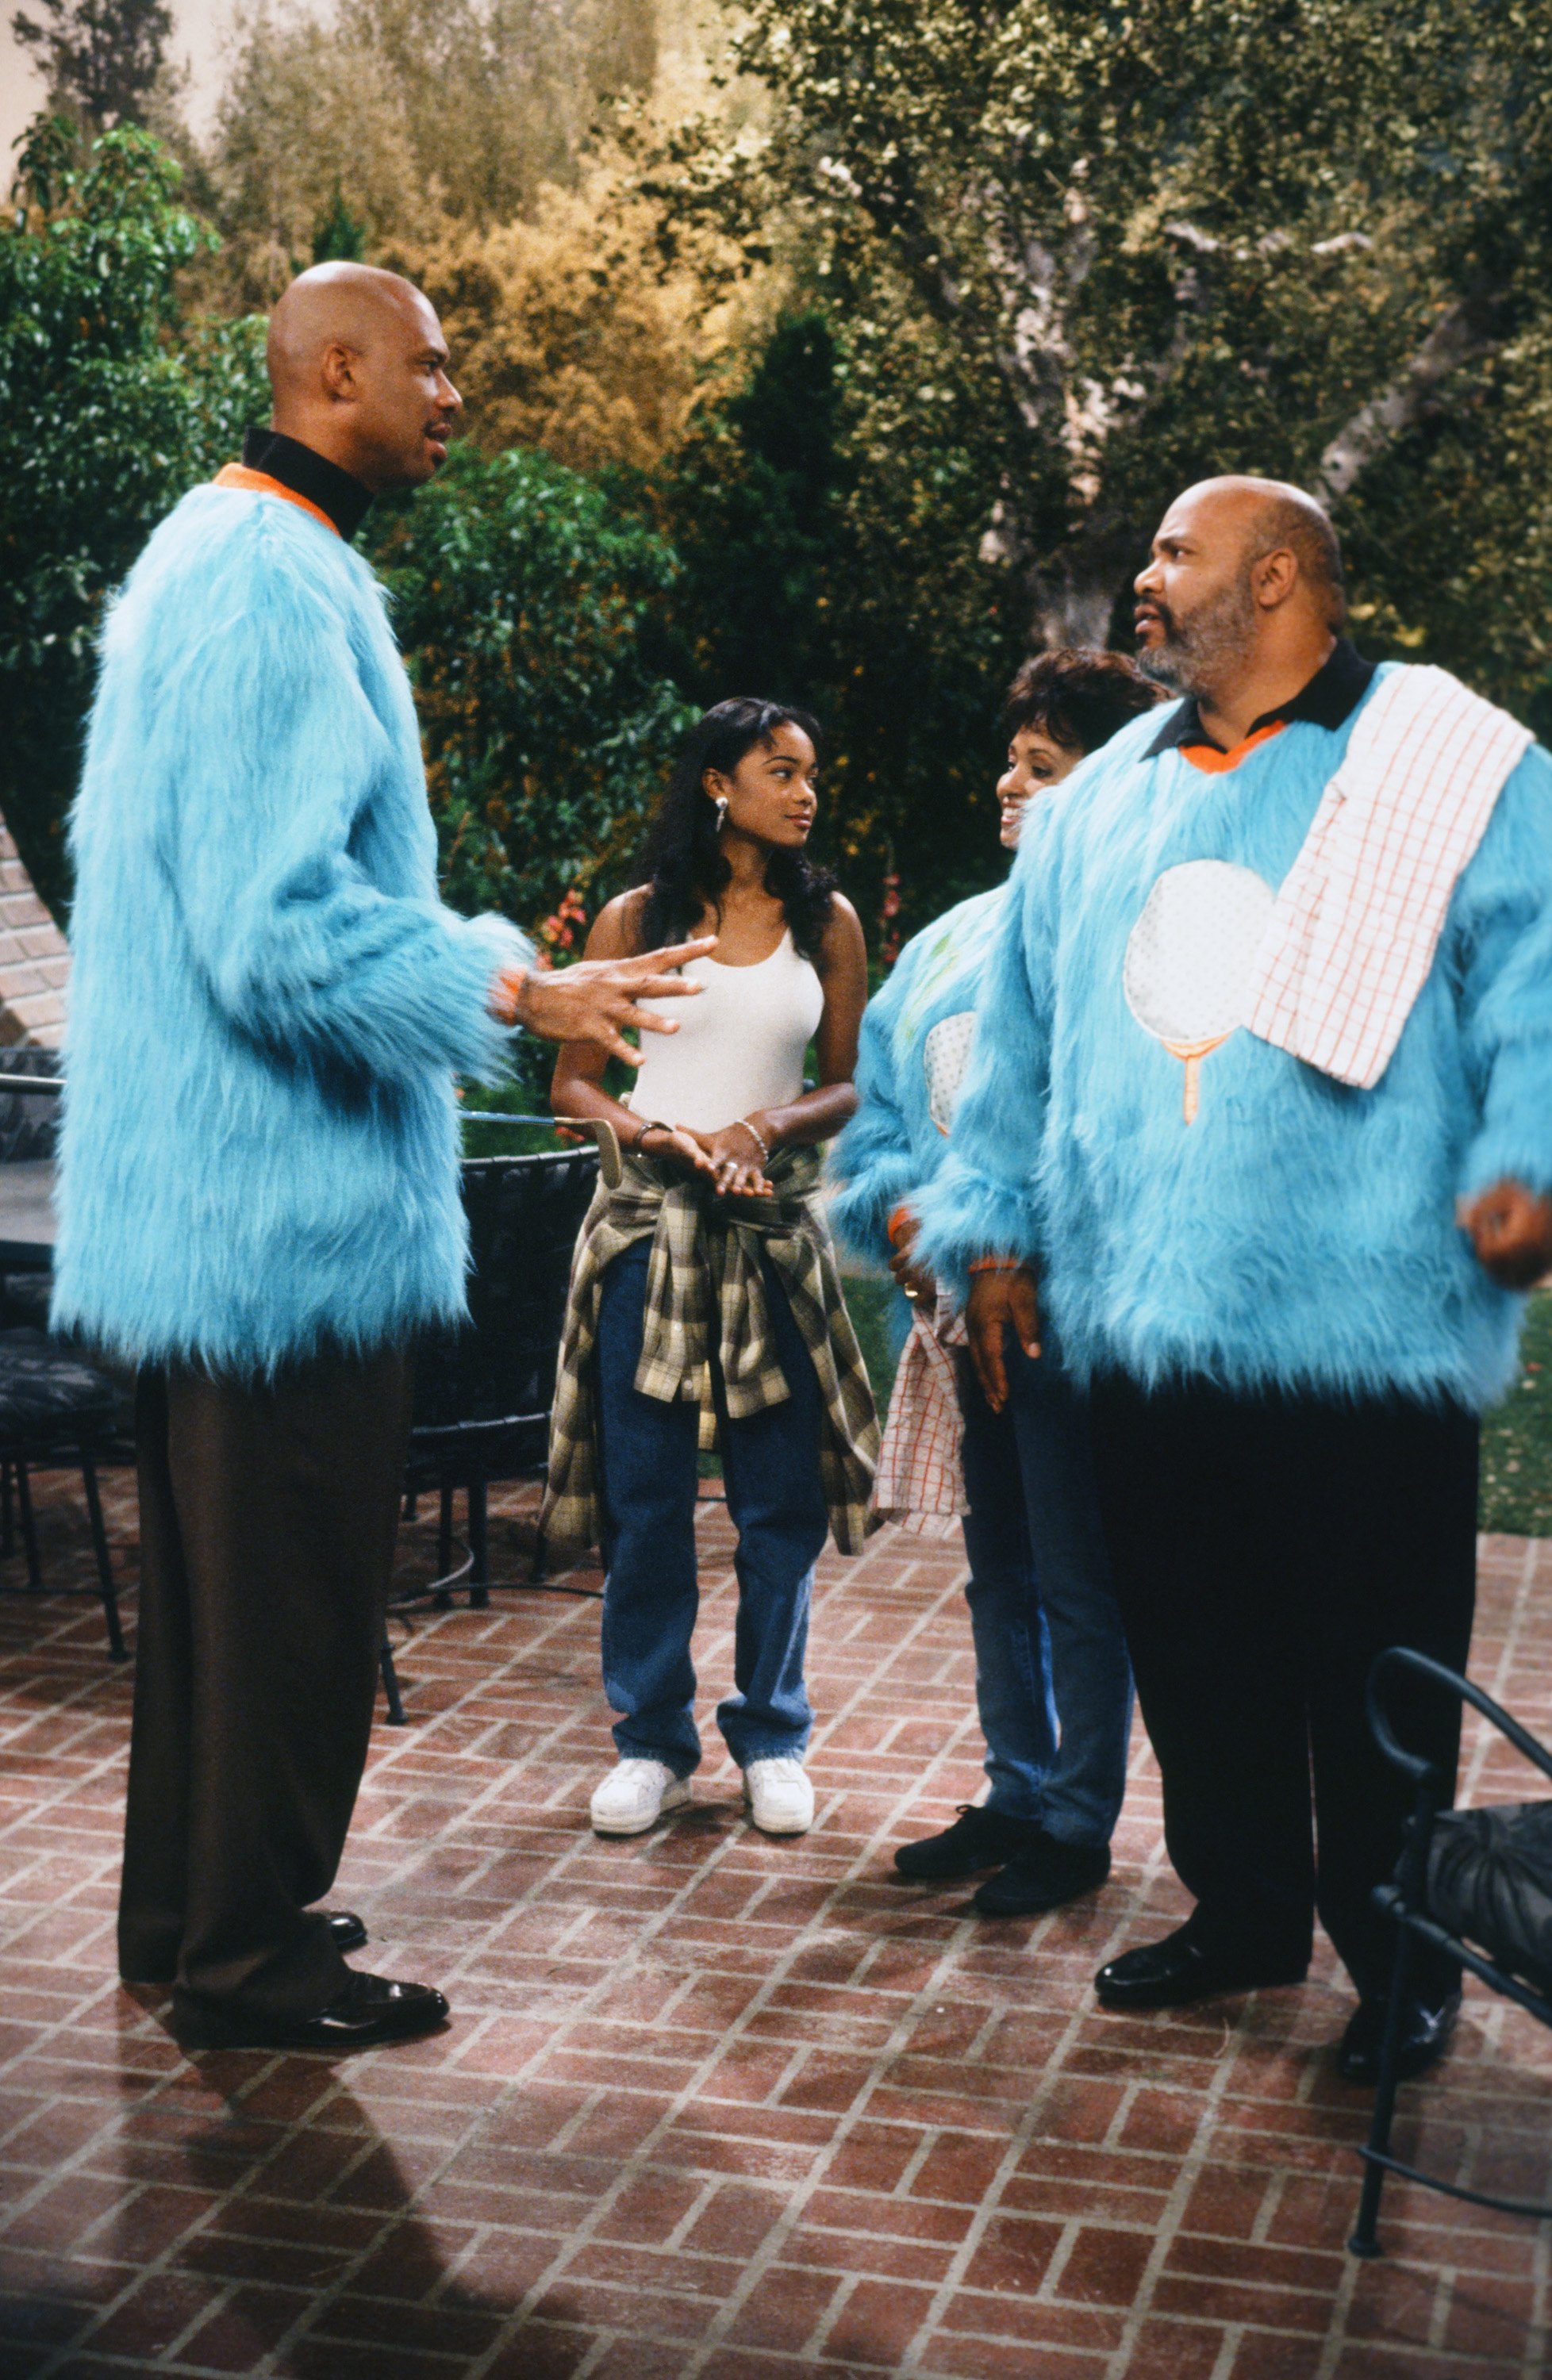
[919,477,1552,2080]
[56,264,711,2050]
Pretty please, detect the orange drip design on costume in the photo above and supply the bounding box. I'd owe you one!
[210,463,340,538]
[1179,720,1287,774]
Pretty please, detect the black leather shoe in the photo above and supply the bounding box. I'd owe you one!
[893,1804,1039,1883]
[1335,1989,1462,2085]
[180,1971,450,2052]
[1095,1923,1308,2010]
[974,1834,1110,1917]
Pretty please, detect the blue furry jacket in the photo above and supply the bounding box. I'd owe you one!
[828,886,1008,1267]
[52,482,529,1372]
[916,670,1552,1411]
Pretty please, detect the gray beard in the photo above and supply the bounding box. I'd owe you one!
[1141,577,1258,699]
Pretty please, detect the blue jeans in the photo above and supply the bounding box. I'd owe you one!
[958,1339,1132,1845]
[594,1239,829,1775]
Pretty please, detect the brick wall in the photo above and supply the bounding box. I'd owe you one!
[0,820,68,1049]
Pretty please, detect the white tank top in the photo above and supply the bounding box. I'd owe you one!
[624,931,826,1132]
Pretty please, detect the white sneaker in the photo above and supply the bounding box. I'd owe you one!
[743,1756,814,1836]
[590,1758,690,1837]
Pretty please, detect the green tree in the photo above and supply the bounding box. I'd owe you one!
[0,116,266,912]
[369,440,693,931]
[652,0,1552,713]
[650,313,1024,938]
[11,0,173,130]
[194,0,661,308]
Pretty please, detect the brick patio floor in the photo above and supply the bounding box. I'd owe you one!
[1,1472,1550,2380]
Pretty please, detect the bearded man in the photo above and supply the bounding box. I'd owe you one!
[918,475,1552,2079]
[56,263,710,2052]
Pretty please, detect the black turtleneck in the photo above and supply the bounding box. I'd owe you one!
[241,427,375,543]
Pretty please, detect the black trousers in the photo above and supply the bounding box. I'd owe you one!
[118,1346,412,2027]
[1087,1371,1479,1999]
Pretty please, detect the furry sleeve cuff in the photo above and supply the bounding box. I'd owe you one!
[913,1155,1042,1303]
[825,1143,921,1269]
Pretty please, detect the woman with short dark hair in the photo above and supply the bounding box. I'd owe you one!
[830,648,1160,1917]
[547,699,877,1841]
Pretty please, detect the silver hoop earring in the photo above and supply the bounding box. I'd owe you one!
[713,797,728,834]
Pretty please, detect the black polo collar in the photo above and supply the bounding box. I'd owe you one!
[241,427,374,544]
[1144,635,1377,758]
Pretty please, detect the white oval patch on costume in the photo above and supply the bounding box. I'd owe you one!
[1124,861,1274,1121]
[923,1010,978,1135]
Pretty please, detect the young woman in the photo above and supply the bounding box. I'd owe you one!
[829,650,1160,1917]
[547,698,876,1841]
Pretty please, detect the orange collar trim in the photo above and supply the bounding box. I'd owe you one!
[211,462,340,538]
[1178,719,1287,774]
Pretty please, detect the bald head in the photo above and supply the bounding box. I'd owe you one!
[1174,476,1345,630]
[267,263,462,494]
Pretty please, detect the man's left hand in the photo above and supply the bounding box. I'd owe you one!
[1458,1179,1552,1289]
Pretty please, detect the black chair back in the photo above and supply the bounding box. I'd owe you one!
[0,1046,60,1164]
[410,1147,598,1474]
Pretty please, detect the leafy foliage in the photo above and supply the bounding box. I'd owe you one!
[369,441,693,927]
[10,0,172,130]
[190,0,661,308]
[0,117,266,912]
[651,0,1552,711]
[384,171,745,474]
[647,312,1025,938]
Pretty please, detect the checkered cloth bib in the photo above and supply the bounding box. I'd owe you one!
[870,1299,970,1537]
[1244,664,1533,1090]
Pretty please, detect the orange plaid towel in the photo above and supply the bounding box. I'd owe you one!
[1245,666,1532,1090]
[871,1299,969,1537]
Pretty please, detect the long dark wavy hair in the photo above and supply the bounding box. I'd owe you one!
[636,699,837,962]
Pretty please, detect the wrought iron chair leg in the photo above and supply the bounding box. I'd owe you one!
[530,1518,547,1583]
[379,1629,406,1726]
[79,1452,126,1662]
[14,1457,40,1591]
[434,1482,455,1610]
[2,1457,13,1559]
[469,1476,489,1610]
[1348,1911,1419,2257]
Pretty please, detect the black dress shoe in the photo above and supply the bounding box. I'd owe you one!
[180,1971,450,2052]
[974,1834,1110,1917]
[893,1804,1039,1883]
[1095,1922,1308,2010]
[1335,1989,1462,2085]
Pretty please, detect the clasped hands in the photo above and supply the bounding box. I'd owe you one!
[638,1118,774,1198]
[960,1177,1552,1419]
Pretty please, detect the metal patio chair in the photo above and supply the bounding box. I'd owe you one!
[0,1326,126,1660]
[378,1140,599,1722]
[1349,1646,1552,2257]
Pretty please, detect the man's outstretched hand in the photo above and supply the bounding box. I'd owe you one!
[496,939,716,1065]
[1458,1179,1552,1291]
[966,1264,1041,1413]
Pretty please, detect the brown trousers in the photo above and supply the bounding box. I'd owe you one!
[117,1346,412,2027]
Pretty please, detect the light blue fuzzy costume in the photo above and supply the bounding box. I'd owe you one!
[52,484,529,1372]
[828,886,1008,1266]
[830,882,1135,1843]
[916,670,1552,1412]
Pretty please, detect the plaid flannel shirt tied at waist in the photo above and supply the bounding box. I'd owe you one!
[543,1142,879,1557]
